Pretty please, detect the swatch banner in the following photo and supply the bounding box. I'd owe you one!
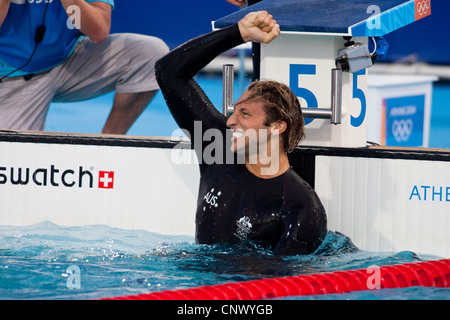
[0,141,198,236]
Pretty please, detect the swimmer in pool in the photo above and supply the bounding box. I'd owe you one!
[155,11,327,255]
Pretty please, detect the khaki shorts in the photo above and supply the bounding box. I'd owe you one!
[0,33,169,130]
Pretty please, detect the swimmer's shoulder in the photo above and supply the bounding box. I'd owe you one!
[283,167,324,205]
[283,167,313,191]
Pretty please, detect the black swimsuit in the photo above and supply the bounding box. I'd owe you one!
[156,24,327,255]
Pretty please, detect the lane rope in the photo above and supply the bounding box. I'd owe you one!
[103,259,450,300]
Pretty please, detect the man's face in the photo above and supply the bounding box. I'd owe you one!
[226,90,273,155]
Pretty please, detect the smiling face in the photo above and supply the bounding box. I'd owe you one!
[226,90,281,156]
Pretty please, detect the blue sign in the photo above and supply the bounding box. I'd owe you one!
[385,95,425,147]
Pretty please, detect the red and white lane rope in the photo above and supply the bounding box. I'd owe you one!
[103,259,450,300]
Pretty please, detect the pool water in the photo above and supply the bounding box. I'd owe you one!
[8,76,450,300]
[0,221,447,300]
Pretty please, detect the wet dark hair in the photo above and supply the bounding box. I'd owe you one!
[242,79,305,152]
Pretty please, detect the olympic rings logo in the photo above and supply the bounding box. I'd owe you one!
[416,0,430,16]
[392,119,413,142]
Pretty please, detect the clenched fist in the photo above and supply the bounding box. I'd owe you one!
[238,11,280,44]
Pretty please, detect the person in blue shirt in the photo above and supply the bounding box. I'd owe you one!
[0,0,169,134]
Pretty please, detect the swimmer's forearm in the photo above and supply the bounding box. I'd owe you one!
[156,11,280,84]
[0,0,11,28]
[155,24,244,159]
[156,24,244,83]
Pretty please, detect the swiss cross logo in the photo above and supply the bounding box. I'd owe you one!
[98,171,114,189]
[415,0,431,21]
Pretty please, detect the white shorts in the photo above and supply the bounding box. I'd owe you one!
[0,33,169,130]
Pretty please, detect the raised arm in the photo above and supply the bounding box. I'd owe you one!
[155,24,243,143]
[155,11,279,166]
[0,0,11,28]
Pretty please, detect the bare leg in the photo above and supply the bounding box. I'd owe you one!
[101,90,158,134]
